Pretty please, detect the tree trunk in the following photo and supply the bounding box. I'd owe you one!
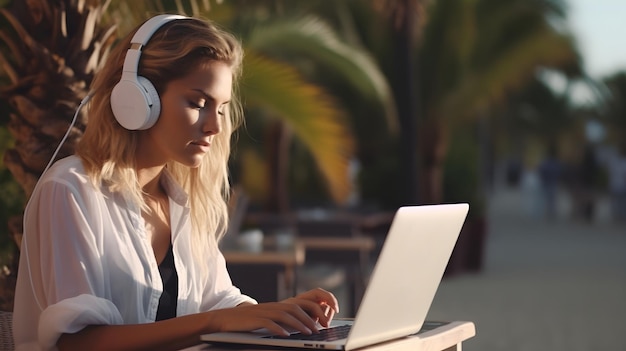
[395,3,420,205]
[265,120,292,214]
[418,119,447,204]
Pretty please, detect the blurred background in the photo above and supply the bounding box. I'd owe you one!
[0,0,624,350]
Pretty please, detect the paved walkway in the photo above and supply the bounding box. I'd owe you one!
[427,186,626,351]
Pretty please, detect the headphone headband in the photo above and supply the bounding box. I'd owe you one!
[131,14,187,46]
[122,14,188,76]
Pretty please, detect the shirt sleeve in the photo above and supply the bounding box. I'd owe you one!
[21,177,123,348]
[38,294,123,350]
[200,248,257,311]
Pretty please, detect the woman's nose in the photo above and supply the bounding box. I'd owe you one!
[203,109,222,135]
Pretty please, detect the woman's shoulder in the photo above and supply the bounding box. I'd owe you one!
[38,155,92,190]
[27,156,104,217]
[45,155,86,176]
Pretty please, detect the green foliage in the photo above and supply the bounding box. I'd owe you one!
[603,72,626,140]
[0,126,23,259]
[245,15,397,131]
[443,126,484,218]
[420,0,581,124]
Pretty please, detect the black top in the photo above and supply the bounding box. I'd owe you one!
[155,244,178,321]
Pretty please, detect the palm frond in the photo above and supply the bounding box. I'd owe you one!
[443,30,579,121]
[242,52,355,202]
[247,16,398,132]
[418,0,476,106]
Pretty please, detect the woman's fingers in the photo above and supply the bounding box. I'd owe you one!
[226,302,316,335]
[318,302,336,327]
[294,288,340,315]
[284,288,340,327]
[282,297,329,327]
[267,302,318,333]
[210,289,341,337]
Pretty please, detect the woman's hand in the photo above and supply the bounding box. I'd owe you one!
[280,288,339,328]
[206,288,339,337]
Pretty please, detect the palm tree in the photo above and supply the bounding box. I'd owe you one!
[339,0,581,273]
[238,14,398,211]
[0,0,116,230]
[0,0,116,311]
[371,0,427,205]
[417,0,582,204]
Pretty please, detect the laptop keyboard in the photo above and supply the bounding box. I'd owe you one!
[263,324,352,341]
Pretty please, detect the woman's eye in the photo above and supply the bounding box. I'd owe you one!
[218,104,229,116]
[189,101,206,110]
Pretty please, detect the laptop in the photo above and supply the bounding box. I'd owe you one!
[201,203,469,350]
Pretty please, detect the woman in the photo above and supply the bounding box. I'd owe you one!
[13,14,338,351]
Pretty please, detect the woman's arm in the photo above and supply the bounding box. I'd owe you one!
[58,288,339,351]
[57,313,207,351]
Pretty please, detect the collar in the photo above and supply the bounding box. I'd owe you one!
[159,168,189,208]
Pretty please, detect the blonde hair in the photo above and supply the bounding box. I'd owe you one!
[77,16,244,258]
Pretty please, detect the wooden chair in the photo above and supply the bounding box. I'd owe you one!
[0,310,14,351]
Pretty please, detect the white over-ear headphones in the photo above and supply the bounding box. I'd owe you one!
[110,14,187,130]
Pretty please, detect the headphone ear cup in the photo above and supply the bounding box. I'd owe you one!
[137,76,161,129]
[110,76,161,130]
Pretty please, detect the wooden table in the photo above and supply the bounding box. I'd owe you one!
[223,242,305,302]
[298,236,375,252]
[224,235,376,310]
[185,320,476,351]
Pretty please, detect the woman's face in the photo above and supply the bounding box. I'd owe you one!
[137,60,233,168]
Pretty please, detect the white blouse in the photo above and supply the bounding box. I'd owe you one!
[12,155,256,351]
